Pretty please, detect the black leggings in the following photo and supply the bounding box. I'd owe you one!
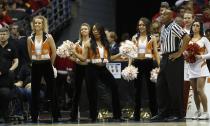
[85,64,121,120]
[70,64,87,120]
[133,59,158,118]
[31,60,58,120]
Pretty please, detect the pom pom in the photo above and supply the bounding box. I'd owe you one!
[184,43,201,63]
[56,40,75,58]
[121,65,138,81]
[119,40,138,58]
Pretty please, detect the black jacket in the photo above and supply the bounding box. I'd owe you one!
[0,53,14,88]
[109,43,119,56]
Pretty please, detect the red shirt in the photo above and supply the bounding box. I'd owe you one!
[28,0,49,11]
[54,55,75,71]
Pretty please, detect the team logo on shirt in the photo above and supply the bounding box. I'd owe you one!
[7,48,11,52]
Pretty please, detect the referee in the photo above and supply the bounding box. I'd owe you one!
[151,9,191,122]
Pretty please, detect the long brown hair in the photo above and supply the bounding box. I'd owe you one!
[90,23,109,55]
[136,17,151,40]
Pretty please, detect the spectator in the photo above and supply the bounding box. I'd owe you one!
[0,1,13,25]
[0,27,18,82]
[27,0,50,12]
[14,63,32,106]
[176,5,186,18]
[202,5,210,31]
[150,21,161,52]
[0,27,19,123]
[9,0,33,15]
[107,31,119,56]
[152,1,176,22]
[9,24,30,70]
[0,54,11,123]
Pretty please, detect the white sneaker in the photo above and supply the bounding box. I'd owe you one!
[192,111,201,120]
[198,112,209,120]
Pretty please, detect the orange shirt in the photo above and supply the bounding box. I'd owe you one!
[75,43,83,55]
[29,32,51,60]
[88,46,109,63]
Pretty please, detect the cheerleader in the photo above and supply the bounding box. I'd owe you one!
[73,23,122,122]
[69,23,91,121]
[188,20,210,120]
[131,17,160,121]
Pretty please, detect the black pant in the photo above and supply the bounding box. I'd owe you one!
[56,73,73,111]
[70,64,87,120]
[0,87,11,121]
[157,55,184,117]
[133,59,158,119]
[31,60,59,120]
[86,64,121,120]
[56,73,68,109]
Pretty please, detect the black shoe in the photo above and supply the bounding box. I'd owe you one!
[166,116,185,122]
[130,117,140,121]
[91,118,97,123]
[150,114,167,122]
[111,117,126,122]
[53,118,60,122]
[4,117,11,124]
[70,118,78,122]
[31,116,38,123]
[31,119,38,123]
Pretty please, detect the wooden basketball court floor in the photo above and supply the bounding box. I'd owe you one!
[7,119,209,126]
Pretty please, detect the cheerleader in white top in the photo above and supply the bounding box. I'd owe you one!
[188,20,210,120]
[73,23,122,122]
[131,17,160,121]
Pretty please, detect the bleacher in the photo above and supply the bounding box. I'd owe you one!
[0,0,73,124]
[8,0,72,37]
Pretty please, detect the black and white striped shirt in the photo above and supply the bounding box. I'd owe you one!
[160,21,186,54]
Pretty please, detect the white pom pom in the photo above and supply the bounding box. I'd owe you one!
[56,40,75,58]
[119,40,138,58]
[150,67,160,83]
[121,65,138,81]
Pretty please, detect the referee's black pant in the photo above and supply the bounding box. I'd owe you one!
[156,54,184,118]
